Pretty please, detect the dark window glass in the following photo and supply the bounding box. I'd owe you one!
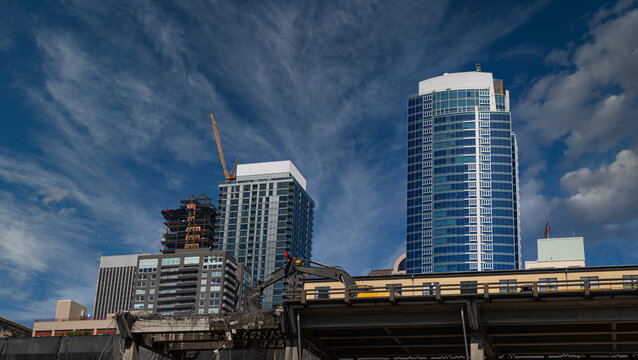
[460,281,477,294]
[539,278,558,291]
[499,279,517,293]
[315,286,330,299]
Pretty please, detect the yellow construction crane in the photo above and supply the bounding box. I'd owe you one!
[209,113,239,183]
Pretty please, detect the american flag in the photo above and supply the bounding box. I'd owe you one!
[544,218,550,239]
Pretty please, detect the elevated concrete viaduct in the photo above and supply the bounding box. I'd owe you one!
[116,279,638,359]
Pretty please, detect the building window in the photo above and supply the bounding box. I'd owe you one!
[385,284,402,296]
[539,278,558,291]
[149,289,155,294]
[314,286,330,299]
[133,304,144,309]
[580,276,599,289]
[184,256,200,264]
[422,282,438,295]
[499,279,517,293]
[139,259,158,268]
[460,281,477,294]
[161,257,180,266]
[623,275,638,289]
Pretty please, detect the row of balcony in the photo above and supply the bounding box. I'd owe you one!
[156,295,197,303]
[160,266,198,274]
[158,288,197,295]
[157,302,196,310]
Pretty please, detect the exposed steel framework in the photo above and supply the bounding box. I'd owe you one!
[161,194,217,254]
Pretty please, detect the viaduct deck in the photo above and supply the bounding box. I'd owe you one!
[118,279,638,359]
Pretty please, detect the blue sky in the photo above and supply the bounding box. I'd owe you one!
[1,0,637,325]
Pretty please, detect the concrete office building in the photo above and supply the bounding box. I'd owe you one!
[93,254,139,318]
[131,248,250,315]
[33,300,117,337]
[406,68,521,273]
[216,161,314,309]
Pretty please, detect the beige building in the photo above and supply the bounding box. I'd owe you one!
[303,264,638,300]
[33,300,117,337]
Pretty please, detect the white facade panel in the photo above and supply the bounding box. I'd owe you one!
[419,72,495,95]
[236,160,307,190]
[99,254,140,268]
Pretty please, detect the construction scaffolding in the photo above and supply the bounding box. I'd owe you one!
[161,194,217,254]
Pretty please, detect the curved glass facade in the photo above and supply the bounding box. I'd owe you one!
[407,72,521,273]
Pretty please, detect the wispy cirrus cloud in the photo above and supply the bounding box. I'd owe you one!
[2,0,546,325]
[39,187,69,205]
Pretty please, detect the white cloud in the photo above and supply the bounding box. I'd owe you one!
[57,207,77,216]
[515,7,638,163]
[519,178,560,252]
[39,188,70,205]
[561,149,638,223]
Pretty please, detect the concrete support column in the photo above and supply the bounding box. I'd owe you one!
[470,331,485,360]
[122,339,139,360]
[284,338,299,360]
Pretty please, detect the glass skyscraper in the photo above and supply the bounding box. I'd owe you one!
[215,160,314,309]
[406,70,521,273]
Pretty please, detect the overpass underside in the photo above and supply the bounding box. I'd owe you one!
[120,286,638,359]
[288,289,638,359]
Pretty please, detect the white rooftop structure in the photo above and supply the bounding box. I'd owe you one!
[99,254,140,268]
[419,71,495,94]
[236,160,307,190]
[525,237,586,269]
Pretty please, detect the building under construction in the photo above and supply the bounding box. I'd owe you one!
[161,194,217,254]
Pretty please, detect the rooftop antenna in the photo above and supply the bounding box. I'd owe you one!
[475,63,482,72]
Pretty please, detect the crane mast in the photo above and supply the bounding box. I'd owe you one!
[209,113,238,183]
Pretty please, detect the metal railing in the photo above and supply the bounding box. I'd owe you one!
[33,316,110,323]
[284,278,638,304]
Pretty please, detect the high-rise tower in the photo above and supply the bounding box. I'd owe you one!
[93,254,139,318]
[406,69,521,273]
[215,160,314,310]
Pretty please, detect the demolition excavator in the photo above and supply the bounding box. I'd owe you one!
[246,252,362,312]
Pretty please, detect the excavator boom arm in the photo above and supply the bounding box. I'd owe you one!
[245,256,356,312]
